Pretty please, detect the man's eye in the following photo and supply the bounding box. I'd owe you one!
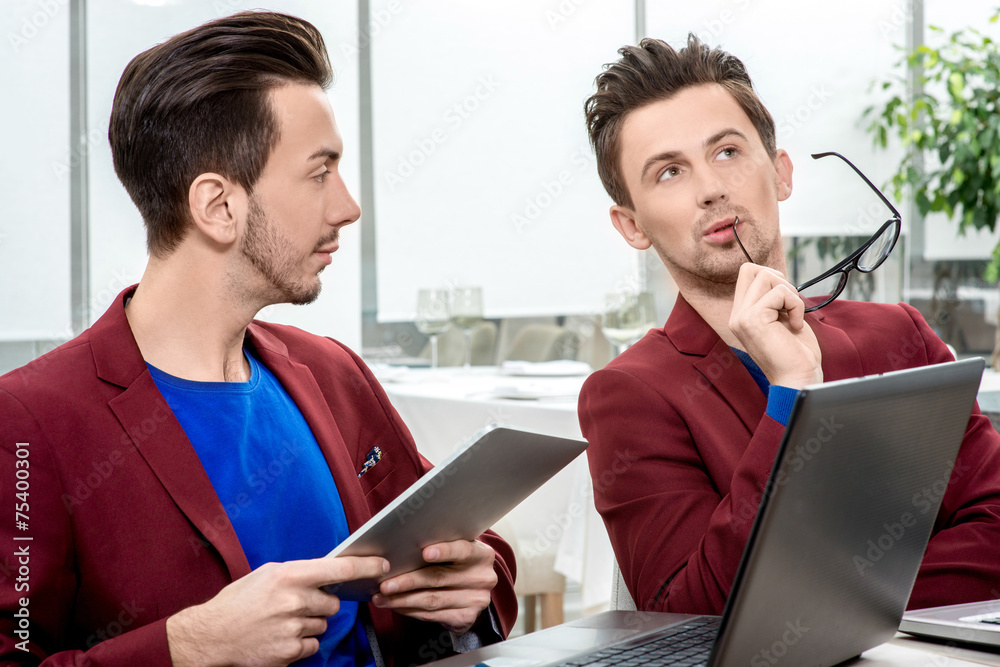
[718,147,739,160]
[315,169,331,183]
[658,166,681,182]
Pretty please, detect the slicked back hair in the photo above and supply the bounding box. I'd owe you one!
[109,11,333,257]
[584,35,777,208]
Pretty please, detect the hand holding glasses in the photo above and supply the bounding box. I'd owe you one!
[732,151,901,313]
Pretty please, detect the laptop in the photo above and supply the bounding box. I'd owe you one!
[900,599,1000,648]
[325,424,588,600]
[426,358,985,667]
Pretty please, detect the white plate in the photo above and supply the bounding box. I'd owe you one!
[488,377,586,400]
[499,360,592,377]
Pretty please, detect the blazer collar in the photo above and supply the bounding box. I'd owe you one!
[661,294,864,430]
[93,287,252,579]
[92,286,372,579]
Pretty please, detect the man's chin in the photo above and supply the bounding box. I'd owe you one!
[288,283,322,306]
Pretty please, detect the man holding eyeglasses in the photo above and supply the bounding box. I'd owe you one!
[578,35,1000,616]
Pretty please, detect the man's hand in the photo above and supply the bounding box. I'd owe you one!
[166,555,388,667]
[729,262,823,389]
[372,539,497,634]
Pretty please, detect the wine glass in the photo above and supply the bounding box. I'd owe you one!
[602,291,656,356]
[450,287,484,369]
[416,288,450,369]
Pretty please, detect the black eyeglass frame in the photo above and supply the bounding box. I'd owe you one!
[732,151,902,313]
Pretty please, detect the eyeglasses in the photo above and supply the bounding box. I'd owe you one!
[732,151,901,313]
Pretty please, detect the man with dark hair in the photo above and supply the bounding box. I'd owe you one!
[0,11,514,666]
[578,35,1000,615]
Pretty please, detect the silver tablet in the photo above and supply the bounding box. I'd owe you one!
[324,423,588,601]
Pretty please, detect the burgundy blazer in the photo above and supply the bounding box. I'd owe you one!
[579,295,1000,615]
[0,287,516,666]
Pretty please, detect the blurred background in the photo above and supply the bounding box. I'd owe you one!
[2,0,1000,371]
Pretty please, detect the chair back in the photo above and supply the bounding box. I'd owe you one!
[502,324,580,362]
[610,561,636,611]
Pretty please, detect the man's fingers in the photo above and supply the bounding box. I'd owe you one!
[295,555,389,588]
[423,539,490,564]
[373,587,492,616]
[298,616,329,638]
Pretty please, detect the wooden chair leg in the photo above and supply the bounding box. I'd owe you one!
[539,592,564,629]
[523,595,537,633]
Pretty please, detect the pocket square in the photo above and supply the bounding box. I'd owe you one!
[358,446,383,478]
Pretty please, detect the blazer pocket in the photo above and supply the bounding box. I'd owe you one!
[358,454,395,498]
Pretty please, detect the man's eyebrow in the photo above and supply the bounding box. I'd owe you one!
[704,128,749,148]
[307,148,341,162]
[641,150,681,182]
[639,128,751,181]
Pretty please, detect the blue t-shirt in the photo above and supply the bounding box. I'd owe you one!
[148,352,374,667]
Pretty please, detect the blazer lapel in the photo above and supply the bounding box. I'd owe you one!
[808,309,865,381]
[667,295,768,434]
[94,287,251,580]
[248,327,373,532]
[694,339,768,434]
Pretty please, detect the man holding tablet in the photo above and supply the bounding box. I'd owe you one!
[0,11,514,666]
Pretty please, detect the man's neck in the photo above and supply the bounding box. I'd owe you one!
[125,254,261,382]
[671,253,790,351]
[682,288,742,349]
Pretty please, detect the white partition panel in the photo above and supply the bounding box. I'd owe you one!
[371,0,638,322]
[86,1,362,350]
[647,0,907,240]
[0,1,72,341]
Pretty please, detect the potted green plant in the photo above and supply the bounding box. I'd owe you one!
[863,8,1000,366]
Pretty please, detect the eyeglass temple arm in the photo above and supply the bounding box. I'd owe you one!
[811,151,901,221]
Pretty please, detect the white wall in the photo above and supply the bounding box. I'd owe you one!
[0,0,72,341]
[371,0,640,322]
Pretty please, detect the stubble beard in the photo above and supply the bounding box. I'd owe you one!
[240,197,333,307]
[655,205,781,299]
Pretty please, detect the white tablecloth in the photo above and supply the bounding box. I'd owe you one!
[374,365,613,611]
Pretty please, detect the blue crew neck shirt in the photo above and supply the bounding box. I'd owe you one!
[148,352,374,667]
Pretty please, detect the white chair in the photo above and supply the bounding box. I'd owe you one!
[492,517,567,632]
[502,324,581,363]
[419,321,497,366]
[610,560,636,611]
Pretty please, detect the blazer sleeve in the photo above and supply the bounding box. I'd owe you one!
[0,389,173,667]
[579,367,786,615]
[900,304,1000,608]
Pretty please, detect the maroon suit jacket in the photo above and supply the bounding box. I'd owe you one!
[579,295,1000,615]
[0,287,516,666]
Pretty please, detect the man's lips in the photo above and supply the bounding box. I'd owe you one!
[703,217,739,243]
[704,217,738,236]
[315,240,339,266]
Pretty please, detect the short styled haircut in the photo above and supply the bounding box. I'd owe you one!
[584,34,777,208]
[109,11,333,256]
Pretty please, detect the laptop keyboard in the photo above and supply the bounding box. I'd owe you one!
[555,617,720,667]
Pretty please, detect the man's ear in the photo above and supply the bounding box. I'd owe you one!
[610,205,652,250]
[774,149,793,202]
[187,173,247,246]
